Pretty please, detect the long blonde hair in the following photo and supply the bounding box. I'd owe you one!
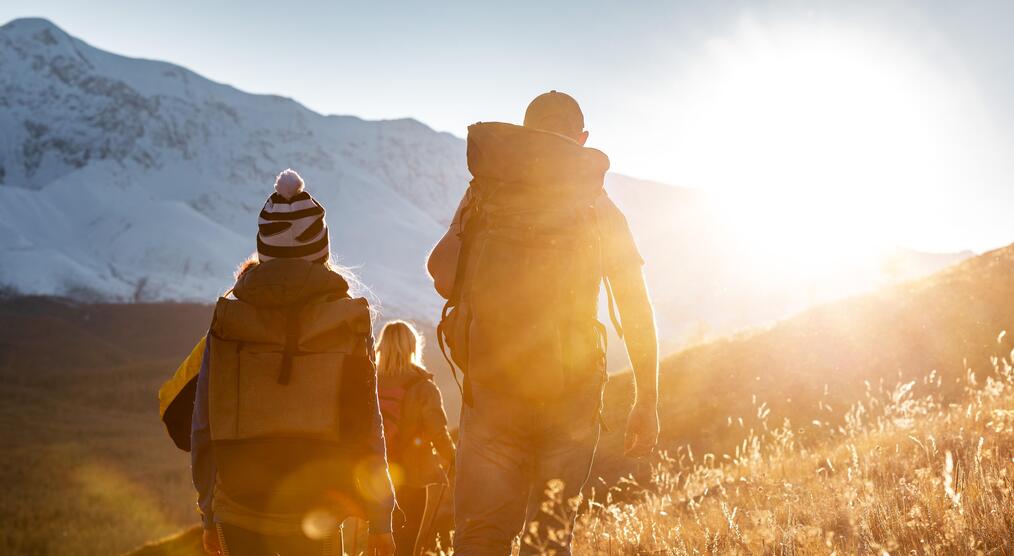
[376,320,424,376]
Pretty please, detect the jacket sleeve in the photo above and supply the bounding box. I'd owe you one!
[419,381,456,467]
[360,337,395,533]
[190,335,216,529]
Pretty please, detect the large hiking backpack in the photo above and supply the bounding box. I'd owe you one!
[208,279,377,518]
[438,122,621,403]
[377,374,425,461]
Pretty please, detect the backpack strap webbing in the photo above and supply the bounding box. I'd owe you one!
[277,303,304,385]
[402,374,426,395]
[591,195,624,339]
[603,275,624,339]
[378,374,426,404]
[438,187,484,406]
[380,374,427,434]
[446,185,485,307]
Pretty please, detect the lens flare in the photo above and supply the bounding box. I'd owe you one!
[301,508,337,540]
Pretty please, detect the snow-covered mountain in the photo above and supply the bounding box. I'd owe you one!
[0,17,972,344]
[0,17,467,318]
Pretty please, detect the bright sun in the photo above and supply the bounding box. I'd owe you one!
[652,19,986,277]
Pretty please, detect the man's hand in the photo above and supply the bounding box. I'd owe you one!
[201,527,222,555]
[624,398,659,458]
[368,532,396,556]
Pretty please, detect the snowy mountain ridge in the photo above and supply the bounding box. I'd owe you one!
[0,17,972,342]
[0,17,467,318]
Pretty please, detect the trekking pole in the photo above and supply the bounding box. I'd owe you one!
[341,517,366,556]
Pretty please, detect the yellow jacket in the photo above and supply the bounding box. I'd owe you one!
[158,335,206,451]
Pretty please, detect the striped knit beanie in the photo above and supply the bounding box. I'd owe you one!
[257,169,330,263]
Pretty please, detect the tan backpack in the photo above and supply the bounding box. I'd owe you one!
[437,123,622,403]
[207,259,377,519]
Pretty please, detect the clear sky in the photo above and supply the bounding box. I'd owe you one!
[2,0,1013,253]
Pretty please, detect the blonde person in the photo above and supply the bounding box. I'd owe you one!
[375,321,456,555]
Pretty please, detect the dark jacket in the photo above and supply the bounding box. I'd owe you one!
[191,259,395,534]
[378,366,455,488]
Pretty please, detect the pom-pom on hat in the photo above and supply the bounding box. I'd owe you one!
[274,169,305,199]
[257,169,330,263]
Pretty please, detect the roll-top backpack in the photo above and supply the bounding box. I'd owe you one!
[207,259,378,519]
[438,122,623,403]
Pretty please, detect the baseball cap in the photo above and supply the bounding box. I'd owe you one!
[523,90,585,138]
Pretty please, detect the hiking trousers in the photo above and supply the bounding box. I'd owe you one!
[452,383,602,556]
[394,485,426,556]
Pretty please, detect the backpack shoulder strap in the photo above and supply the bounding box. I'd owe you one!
[277,302,305,385]
[438,185,484,406]
[445,184,484,308]
[403,373,426,393]
[591,192,624,339]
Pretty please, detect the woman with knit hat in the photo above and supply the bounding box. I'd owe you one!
[189,169,397,556]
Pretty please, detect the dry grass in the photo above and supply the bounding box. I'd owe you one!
[7,240,1014,555]
[517,345,1014,555]
[136,347,1014,556]
[0,298,210,555]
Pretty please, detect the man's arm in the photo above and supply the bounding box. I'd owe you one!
[427,229,460,300]
[608,266,660,458]
[427,190,472,300]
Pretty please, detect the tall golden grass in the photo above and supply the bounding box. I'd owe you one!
[511,339,1014,554]
[125,335,1013,555]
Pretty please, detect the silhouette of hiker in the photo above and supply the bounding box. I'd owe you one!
[428,92,660,555]
[190,170,396,556]
[375,320,456,555]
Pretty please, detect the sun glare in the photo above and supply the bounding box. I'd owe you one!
[657,20,986,274]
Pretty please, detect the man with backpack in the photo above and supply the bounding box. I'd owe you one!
[428,92,660,555]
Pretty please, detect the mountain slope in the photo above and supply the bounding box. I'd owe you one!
[604,173,975,353]
[0,17,972,343]
[0,17,467,318]
[595,242,1014,477]
[94,242,1014,556]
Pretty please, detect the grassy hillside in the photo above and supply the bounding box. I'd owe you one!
[0,297,213,555]
[535,243,1014,553]
[0,296,460,555]
[124,235,1014,554]
[594,242,1014,478]
[126,363,1014,554]
[2,243,1012,554]
[564,347,1014,553]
